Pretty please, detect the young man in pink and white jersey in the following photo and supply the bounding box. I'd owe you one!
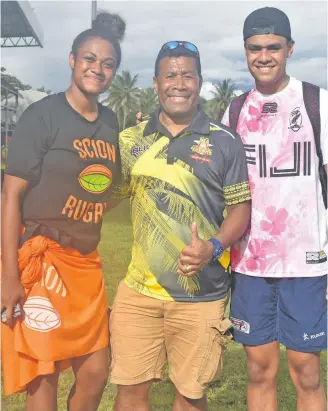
[220,7,327,411]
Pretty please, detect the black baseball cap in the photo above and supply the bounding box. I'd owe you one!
[243,7,293,42]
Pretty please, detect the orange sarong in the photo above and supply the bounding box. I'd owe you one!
[1,235,109,395]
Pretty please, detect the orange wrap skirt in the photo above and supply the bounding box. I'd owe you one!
[1,235,109,395]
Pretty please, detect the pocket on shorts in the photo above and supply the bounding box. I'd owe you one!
[197,318,233,385]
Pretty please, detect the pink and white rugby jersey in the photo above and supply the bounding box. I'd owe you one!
[222,77,328,277]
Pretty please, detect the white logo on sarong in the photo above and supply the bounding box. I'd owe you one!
[23,296,61,332]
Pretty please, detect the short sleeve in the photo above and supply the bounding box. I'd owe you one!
[109,146,130,201]
[223,131,251,206]
[5,103,49,183]
[221,106,230,127]
[117,122,151,198]
[320,88,328,165]
[119,128,134,185]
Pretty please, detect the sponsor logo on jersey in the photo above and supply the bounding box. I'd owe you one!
[306,251,327,264]
[131,145,149,158]
[262,102,278,114]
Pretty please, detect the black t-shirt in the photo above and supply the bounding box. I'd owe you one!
[6,93,121,254]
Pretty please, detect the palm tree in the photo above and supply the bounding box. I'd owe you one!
[203,99,220,122]
[104,71,140,130]
[139,88,158,114]
[198,96,207,111]
[210,79,237,121]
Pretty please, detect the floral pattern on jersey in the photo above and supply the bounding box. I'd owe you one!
[245,240,270,271]
[239,101,273,137]
[260,206,288,236]
[245,105,261,132]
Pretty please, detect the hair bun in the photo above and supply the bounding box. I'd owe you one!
[92,12,126,42]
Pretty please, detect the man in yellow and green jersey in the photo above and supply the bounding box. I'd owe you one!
[109,41,251,411]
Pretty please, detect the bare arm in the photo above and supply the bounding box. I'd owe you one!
[212,201,251,249]
[1,175,29,327]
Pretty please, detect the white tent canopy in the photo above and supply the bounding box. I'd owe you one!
[1,89,47,140]
[16,89,48,120]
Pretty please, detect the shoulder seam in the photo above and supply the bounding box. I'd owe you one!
[210,122,235,139]
[120,120,148,135]
[209,122,221,129]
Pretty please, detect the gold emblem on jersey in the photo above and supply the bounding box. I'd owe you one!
[191,137,213,156]
[190,137,213,163]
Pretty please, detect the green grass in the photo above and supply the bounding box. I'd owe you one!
[2,201,327,410]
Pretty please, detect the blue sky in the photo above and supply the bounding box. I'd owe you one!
[2,1,327,99]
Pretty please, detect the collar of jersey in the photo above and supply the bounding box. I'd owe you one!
[143,106,211,138]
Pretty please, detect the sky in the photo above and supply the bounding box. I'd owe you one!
[2,0,327,99]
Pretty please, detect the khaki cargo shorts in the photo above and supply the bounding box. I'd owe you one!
[109,281,232,399]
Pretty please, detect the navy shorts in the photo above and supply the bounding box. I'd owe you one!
[230,273,327,352]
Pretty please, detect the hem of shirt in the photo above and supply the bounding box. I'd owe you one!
[232,269,328,278]
[123,281,230,302]
[161,292,230,302]
[5,169,35,183]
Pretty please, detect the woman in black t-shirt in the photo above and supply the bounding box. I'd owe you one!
[2,12,125,410]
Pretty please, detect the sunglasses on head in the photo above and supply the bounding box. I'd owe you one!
[160,41,199,56]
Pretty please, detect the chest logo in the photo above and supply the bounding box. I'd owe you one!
[289,107,302,132]
[78,164,112,194]
[190,137,213,163]
[262,102,278,114]
[131,145,149,158]
[191,137,213,155]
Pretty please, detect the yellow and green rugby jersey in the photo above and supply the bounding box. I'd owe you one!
[120,108,251,302]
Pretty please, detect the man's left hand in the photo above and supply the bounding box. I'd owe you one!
[178,223,214,277]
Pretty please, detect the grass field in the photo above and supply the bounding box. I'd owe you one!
[2,200,327,410]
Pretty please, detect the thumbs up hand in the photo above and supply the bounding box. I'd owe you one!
[190,222,199,247]
[178,223,214,277]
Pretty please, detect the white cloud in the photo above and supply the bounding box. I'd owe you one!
[288,57,328,87]
[234,89,244,96]
[2,1,327,93]
[200,81,217,100]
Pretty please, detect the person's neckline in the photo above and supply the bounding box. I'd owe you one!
[254,76,296,98]
[63,92,101,124]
